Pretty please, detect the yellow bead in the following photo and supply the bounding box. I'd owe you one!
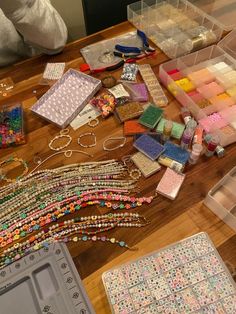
[175,78,195,93]
[13,235,20,241]
[110,238,116,243]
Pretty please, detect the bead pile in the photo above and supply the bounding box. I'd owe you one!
[0,159,154,268]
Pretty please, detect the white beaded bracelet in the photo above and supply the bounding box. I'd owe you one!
[48,129,72,151]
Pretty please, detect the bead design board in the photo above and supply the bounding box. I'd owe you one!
[103,232,236,313]
[0,243,95,314]
[31,69,101,128]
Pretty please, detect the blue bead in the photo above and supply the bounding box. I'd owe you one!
[82,236,88,241]
[100,201,105,207]
[119,241,125,247]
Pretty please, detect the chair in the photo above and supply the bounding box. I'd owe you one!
[82,0,136,35]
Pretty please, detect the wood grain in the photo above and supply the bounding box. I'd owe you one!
[0,21,236,313]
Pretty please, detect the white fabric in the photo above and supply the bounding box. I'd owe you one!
[0,0,68,67]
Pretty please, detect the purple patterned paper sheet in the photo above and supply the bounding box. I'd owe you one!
[103,232,236,314]
[31,69,101,128]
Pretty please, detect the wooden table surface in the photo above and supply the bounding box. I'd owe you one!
[1,21,236,313]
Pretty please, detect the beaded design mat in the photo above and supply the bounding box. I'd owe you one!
[103,232,236,313]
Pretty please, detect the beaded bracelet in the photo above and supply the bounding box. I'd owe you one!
[88,118,99,128]
[0,156,28,183]
[103,136,126,151]
[78,132,96,148]
[48,129,72,151]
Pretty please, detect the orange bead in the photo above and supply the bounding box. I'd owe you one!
[23,224,29,231]
[29,236,36,243]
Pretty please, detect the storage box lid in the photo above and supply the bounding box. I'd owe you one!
[189,0,236,31]
[218,29,236,59]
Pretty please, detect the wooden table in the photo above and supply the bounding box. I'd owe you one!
[0,21,236,313]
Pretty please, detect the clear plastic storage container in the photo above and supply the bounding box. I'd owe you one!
[159,30,236,147]
[204,166,236,232]
[128,0,236,59]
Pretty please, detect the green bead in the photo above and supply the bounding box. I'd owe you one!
[2,224,8,230]
[119,204,125,209]
[20,231,26,237]
[75,205,81,210]
[40,203,46,209]
[20,213,27,219]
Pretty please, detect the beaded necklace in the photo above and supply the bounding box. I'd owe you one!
[0,212,149,268]
[0,159,155,269]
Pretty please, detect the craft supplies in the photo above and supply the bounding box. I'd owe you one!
[188,68,215,86]
[139,104,163,128]
[0,160,155,261]
[120,63,139,81]
[115,102,144,122]
[133,134,165,160]
[175,78,195,93]
[186,119,198,133]
[131,152,161,177]
[0,156,28,183]
[31,69,102,128]
[199,113,228,133]
[123,82,148,102]
[0,103,25,148]
[0,242,95,314]
[103,137,127,151]
[123,120,147,136]
[197,81,224,99]
[156,167,185,200]
[158,156,184,173]
[0,212,149,267]
[162,120,173,142]
[204,166,236,232]
[189,144,203,164]
[156,118,185,140]
[104,232,236,313]
[0,77,14,98]
[108,84,130,99]
[193,125,203,145]
[78,132,96,148]
[163,141,190,165]
[134,132,162,143]
[159,30,236,147]
[70,103,100,130]
[90,92,116,118]
[48,129,72,151]
[204,134,225,158]
[40,62,65,85]
[101,75,117,88]
[205,135,220,157]
[88,117,99,128]
[181,107,192,125]
[80,31,143,69]
[181,128,193,149]
[138,64,168,107]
